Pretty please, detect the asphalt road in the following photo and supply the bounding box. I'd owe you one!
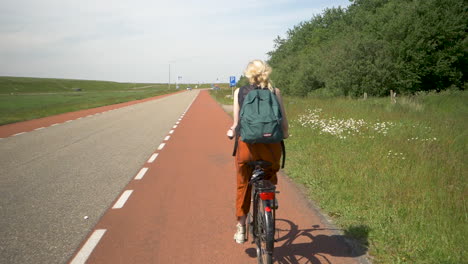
[0,90,200,264]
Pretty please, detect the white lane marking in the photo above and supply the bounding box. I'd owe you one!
[169,130,174,134]
[77,117,83,120]
[70,229,107,264]
[112,190,133,209]
[134,167,149,180]
[35,127,45,131]
[164,136,170,141]
[184,93,198,112]
[173,125,177,129]
[66,120,73,123]
[51,123,59,126]
[13,132,26,136]
[178,118,182,121]
[148,153,159,163]
[86,115,93,118]
[176,121,180,125]
[158,143,165,150]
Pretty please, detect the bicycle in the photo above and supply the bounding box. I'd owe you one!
[245,160,278,264]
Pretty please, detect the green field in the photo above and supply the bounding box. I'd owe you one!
[210,87,467,264]
[0,77,217,125]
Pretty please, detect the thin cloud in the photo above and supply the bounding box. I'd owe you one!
[0,0,351,83]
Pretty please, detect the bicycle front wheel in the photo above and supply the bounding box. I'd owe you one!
[255,198,275,264]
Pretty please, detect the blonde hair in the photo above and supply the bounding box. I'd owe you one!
[244,60,274,91]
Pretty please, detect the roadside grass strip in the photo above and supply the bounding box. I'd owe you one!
[112,190,133,209]
[70,229,107,264]
[134,167,149,180]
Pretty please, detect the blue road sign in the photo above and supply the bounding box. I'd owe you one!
[230,76,236,87]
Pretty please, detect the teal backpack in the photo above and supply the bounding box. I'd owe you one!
[233,85,286,168]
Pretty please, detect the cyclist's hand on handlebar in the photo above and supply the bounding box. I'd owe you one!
[227,128,235,140]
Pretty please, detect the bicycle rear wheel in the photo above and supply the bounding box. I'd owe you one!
[255,198,274,264]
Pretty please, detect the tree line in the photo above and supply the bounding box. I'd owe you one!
[240,0,467,97]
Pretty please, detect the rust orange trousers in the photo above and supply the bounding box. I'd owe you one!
[235,139,282,218]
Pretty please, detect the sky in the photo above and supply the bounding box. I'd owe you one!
[0,0,352,84]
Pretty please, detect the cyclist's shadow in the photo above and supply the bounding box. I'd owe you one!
[245,218,369,264]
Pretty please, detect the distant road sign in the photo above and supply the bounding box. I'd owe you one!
[230,76,236,87]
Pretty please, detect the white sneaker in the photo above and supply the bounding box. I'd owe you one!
[233,223,246,244]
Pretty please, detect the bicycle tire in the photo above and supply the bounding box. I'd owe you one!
[246,212,252,241]
[255,198,274,264]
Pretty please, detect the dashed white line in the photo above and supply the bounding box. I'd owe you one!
[184,93,198,112]
[148,153,159,163]
[66,120,73,123]
[158,143,166,150]
[51,123,59,126]
[173,125,178,129]
[112,190,133,209]
[70,229,106,264]
[176,121,180,125]
[35,127,45,131]
[13,132,26,136]
[169,130,174,134]
[134,167,149,180]
[77,117,83,120]
[164,135,171,141]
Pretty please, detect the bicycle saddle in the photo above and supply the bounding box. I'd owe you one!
[247,160,272,169]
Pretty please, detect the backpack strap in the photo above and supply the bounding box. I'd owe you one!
[280,140,286,168]
[232,133,239,156]
[232,86,246,157]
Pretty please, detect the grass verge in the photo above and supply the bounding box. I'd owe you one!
[0,77,202,125]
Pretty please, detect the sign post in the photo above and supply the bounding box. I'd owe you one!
[229,76,236,98]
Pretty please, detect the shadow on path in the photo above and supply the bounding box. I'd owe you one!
[245,218,369,264]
